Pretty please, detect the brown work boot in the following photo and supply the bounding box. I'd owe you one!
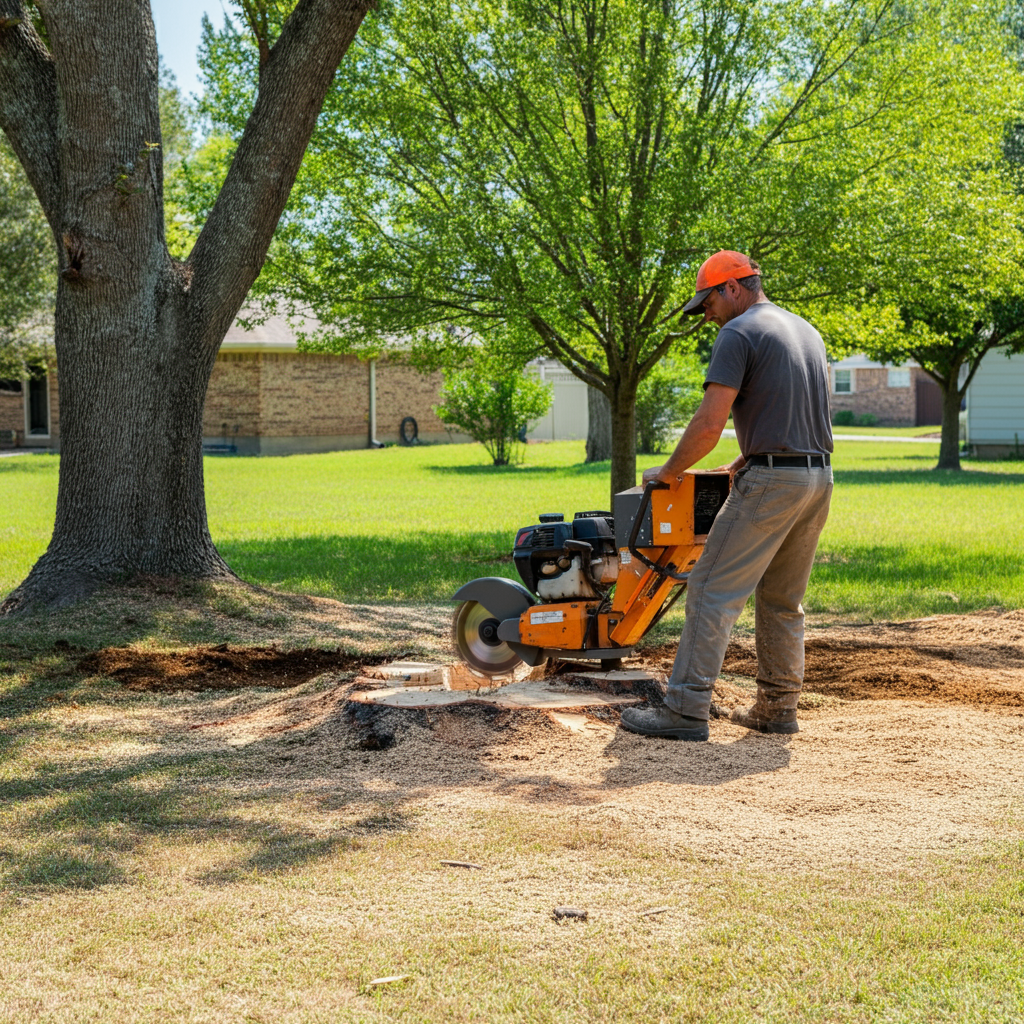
[730,683,800,735]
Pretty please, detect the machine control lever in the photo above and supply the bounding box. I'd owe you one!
[563,539,592,553]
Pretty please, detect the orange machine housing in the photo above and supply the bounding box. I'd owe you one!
[515,471,730,654]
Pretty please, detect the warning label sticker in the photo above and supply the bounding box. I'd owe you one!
[530,610,564,625]
[619,549,632,565]
[659,522,673,534]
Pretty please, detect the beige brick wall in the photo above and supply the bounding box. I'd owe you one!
[375,361,448,441]
[830,367,918,425]
[260,352,369,437]
[1,362,60,445]
[203,351,454,446]
[0,391,21,436]
[47,367,60,440]
[203,353,261,440]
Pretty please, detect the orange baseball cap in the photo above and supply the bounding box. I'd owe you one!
[683,250,761,314]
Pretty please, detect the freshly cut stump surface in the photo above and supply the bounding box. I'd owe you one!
[345,676,647,749]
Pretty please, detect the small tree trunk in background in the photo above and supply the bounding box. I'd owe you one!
[585,385,612,463]
[608,387,637,505]
[936,379,963,471]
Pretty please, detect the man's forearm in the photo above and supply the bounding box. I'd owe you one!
[641,383,737,485]
[652,414,724,483]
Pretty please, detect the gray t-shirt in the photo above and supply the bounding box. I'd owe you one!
[704,301,833,457]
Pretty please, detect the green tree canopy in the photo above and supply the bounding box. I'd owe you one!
[0,136,53,377]
[813,156,1024,469]
[198,0,1019,494]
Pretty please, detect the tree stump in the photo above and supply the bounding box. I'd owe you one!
[343,675,654,750]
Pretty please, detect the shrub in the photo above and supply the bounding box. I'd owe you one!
[435,359,552,465]
[832,410,856,426]
[855,413,878,427]
[635,356,704,454]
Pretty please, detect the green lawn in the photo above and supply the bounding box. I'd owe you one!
[2,439,1023,621]
[3,443,1024,1023]
[827,423,942,436]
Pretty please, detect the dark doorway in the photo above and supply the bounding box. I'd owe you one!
[915,377,943,426]
[28,375,49,435]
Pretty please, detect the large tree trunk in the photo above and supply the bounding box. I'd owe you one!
[936,378,963,471]
[0,0,371,612]
[608,385,637,504]
[25,294,232,605]
[585,385,612,463]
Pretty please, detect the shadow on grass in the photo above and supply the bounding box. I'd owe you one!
[424,459,613,477]
[0,452,60,476]
[0,641,790,894]
[0,669,420,893]
[217,530,520,603]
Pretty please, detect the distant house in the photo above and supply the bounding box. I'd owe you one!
[0,371,56,449]
[964,348,1024,458]
[828,355,942,426]
[0,315,465,453]
[525,359,590,441]
[523,353,947,441]
[205,314,464,454]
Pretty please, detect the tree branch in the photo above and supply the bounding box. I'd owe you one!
[0,1,60,223]
[189,0,373,345]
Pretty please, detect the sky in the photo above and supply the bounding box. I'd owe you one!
[150,0,230,99]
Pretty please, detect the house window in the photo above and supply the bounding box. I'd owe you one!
[0,378,23,394]
[887,368,910,388]
[27,375,49,435]
[833,369,853,393]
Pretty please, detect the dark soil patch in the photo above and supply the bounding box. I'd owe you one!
[641,616,1024,710]
[77,645,383,692]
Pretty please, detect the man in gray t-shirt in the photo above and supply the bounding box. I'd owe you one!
[620,250,834,742]
[706,302,833,461]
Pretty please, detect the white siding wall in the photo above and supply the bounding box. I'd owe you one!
[526,363,589,441]
[966,348,1024,443]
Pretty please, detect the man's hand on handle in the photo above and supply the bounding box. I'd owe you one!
[710,454,746,483]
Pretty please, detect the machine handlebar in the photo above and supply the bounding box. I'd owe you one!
[627,480,689,583]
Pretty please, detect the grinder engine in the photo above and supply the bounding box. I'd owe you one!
[512,511,618,601]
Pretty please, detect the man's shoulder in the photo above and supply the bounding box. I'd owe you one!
[729,301,819,341]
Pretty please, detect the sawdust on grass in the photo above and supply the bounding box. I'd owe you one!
[97,606,1023,872]
[644,607,1024,710]
[76,645,378,692]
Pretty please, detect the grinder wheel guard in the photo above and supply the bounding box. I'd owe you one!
[453,599,521,676]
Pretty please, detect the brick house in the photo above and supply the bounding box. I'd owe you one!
[0,315,464,453]
[828,354,943,426]
[0,369,57,448]
[204,314,465,454]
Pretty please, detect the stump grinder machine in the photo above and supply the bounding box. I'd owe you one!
[452,471,732,675]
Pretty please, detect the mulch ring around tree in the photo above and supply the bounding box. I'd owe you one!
[76,645,380,692]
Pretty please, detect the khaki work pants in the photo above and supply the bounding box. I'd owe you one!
[665,464,834,720]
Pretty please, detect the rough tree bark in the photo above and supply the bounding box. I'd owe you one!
[584,385,612,464]
[0,0,372,612]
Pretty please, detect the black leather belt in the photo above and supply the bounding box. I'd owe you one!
[746,453,830,468]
